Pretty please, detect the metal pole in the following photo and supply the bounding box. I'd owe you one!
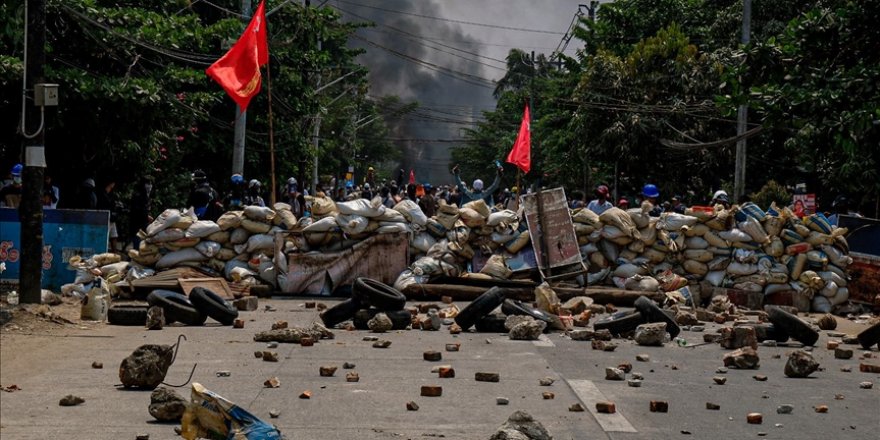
[311,38,322,193]
[19,0,46,304]
[734,0,751,202]
[267,62,277,205]
[232,0,252,177]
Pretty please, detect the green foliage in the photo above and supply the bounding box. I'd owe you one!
[749,180,791,210]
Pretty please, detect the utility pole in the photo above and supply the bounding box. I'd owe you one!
[232,0,252,177]
[311,40,322,194]
[18,0,48,304]
[734,0,751,201]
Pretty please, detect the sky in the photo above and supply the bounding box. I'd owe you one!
[329,0,598,184]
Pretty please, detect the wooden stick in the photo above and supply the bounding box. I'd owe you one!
[266,61,277,205]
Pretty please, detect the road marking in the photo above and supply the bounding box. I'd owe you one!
[566,379,637,433]
[532,334,555,347]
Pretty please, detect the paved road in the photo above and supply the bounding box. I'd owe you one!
[1,298,878,439]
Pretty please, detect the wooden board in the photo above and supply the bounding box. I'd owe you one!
[521,187,586,281]
[179,278,234,300]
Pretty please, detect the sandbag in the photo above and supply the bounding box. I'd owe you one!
[147,228,186,244]
[308,195,337,217]
[462,199,491,219]
[487,210,518,227]
[336,214,369,235]
[738,216,769,244]
[229,227,250,245]
[458,208,485,228]
[505,231,530,254]
[738,202,766,222]
[626,208,650,229]
[705,209,731,230]
[799,270,825,290]
[804,213,833,234]
[685,236,708,249]
[820,244,852,268]
[599,207,640,240]
[785,242,812,255]
[707,256,730,271]
[601,225,627,239]
[623,274,660,292]
[727,262,758,276]
[303,216,339,233]
[571,208,601,227]
[589,251,609,268]
[241,218,271,234]
[216,211,243,231]
[377,224,407,234]
[656,269,688,291]
[374,208,406,223]
[705,271,726,287]
[683,249,713,263]
[657,212,699,231]
[206,230,230,244]
[243,206,276,222]
[195,241,222,258]
[719,229,751,242]
[703,231,728,248]
[806,250,828,269]
[336,198,385,217]
[412,232,437,254]
[763,216,784,237]
[641,248,667,264]
[186,221,222,239]
[639,224,657,245]
[480,254,512,279]
[829,287,849,306]
[684,223,709,237]
[613,263,647,279]
[819,280,838,298]
[683,260,708,276]
[167,237,200,249]
[146,209,182,236]
[273,208,297,229]
[393,200,428,226]
[764,237,784,257]
[156,248,208,269]
[215,248,236,261]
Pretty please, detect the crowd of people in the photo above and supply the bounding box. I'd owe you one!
[0,162,866,252]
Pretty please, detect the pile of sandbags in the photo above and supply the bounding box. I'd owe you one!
[569,201,853,312]
[62,252,155,298]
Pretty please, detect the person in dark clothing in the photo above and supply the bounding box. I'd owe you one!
[97,179,121,251]
[224,174,246,211]
[419,183,437,218]
[671,195,687,214]
[75,178,98,210]
[361,183,373,201]
[187,170,217,219]
[0,163,23,208]
[379,186,395,208]
[129,177,154,248]
[243,179,266,207]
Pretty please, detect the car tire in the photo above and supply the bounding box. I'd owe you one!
[593,311,645,335]
[856,321,880,350]
[320,298,362,328]
[352,278,407,310]
[634,296,681,338]
[146,290,207,326]
[474,313,508,333]
[454,287,507,330]
[189,287,239,326]
[501,299,555,326]
[766,306,819,346]
[108,304,149,326]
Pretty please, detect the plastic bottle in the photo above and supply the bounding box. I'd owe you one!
[7,290,19,306]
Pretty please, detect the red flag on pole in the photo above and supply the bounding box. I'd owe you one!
[206,0,269,112]
[506,104,531,173]
[408,169,416,185]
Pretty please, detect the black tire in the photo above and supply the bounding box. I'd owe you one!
[594,311,645,335]
[634,296,681,338]
[501,299,555,326]
[189,287,239,326]
[454,287,507,330]
[320,298,362,328]
[146,290,207,326]
[766,306,819,346]
[745,323,789,343]
[474,313,508,333]
[856,322,880,350]
[108,304,149,326]
[352,278,406,311]
[352,308,412,330]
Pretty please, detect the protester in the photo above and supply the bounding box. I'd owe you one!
[452,164,502,206]
[74,178,98,210]
[587,185,613,215]
[711,190,731,209]
[0,164,23,208]
[187,170,217,219]
[129,176,154,248]
[642,184,663,216]
[419,183,437,218]
[244,179,265,207]
[361,183,374,201]
[97,179,121,251]
[379,186,395,208]
[42,174,59,209]
[224,174,246,210]
[671,195,686,214]
[617,198,629,209]
[364,166,376,188]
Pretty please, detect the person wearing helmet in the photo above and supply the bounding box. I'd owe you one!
[587,185,613,215]
[361,182,373,200]
[710,190,730,209]
[828,195,861,225]
[671,194,686,214]
[0,164,24,208]
[418,183,437,217]
[244,179,265,207]
[187,169,218,219]
[452,163,502,206]
[224,174,246,210]
[364,166,376,188]
[617,197,630,209]
[641,184,663,216]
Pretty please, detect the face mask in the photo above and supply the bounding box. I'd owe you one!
[145,184,153,193]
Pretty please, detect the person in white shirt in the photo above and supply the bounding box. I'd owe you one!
[586,185,613,215]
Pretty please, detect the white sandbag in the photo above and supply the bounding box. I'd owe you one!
[639,224,657,245]
[764,283,791,295]
[819,280,838,298]
[377,224,407,234]
[487,210,518,226]
[764,237,784,257]
[683,249,713,263]
[684,223,709,237]
[703,231,729,248]
[626,208,650,229]
[156,248,208,269]
[580,243,598,255]
[186,220,222,238]
[245,234,274,253]
[599,207,640,240]
[100,261,129,278]
[229,227,250,245]
[641,248,667,264]
[830,287,849,306]
[738,216,769,244]
[601,225,627,240]
[215,248,236,261]
[623,274,660,292]
[216,211,243,231]
[600,240,619,263]
[657,212,699,231]
[412,232,437,253]
[374,208,406,223]
[817,271,847,287]
[613,263,647,278]
[206,230,230,244]
[91,252,121,266]
[165,237,200,250]
[763,215,784,237]
[705,271,726,287]
[820,244,852,268]
[393,200,428,226]
[805,231,834,247]
[733,281,764,292]
[685,236,708,249]
[733,249,757,264]
[257,256,277,288]
[811,296,832,313]
[195,241,222,258]
[303,216,339,233]
[336,198,385,217]
[147,228,186,243]
[727,261,758,276]
[129,249,161,266]
[146,209,182,236]
[172,208,198,229]
[627,240,645,254]
[336,213,369,235]
[683,260,708,275]
[719,229,752,242]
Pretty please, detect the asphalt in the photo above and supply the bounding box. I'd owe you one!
[1,298,878,440]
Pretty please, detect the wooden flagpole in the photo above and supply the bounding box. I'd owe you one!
[266,61,277,205]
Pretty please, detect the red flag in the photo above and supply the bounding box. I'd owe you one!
[506,104,531,173]
[206,0,269,111]
[408,170,416,185]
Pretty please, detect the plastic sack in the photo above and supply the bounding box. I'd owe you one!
[819,280,839,298]
[707,256,730,271]
[764,237,784,257]
[462,199,491,219]
[820,244,852,268]
[273,206,297,229]
[239,218,271,234]
[80,279,110,321]
[156,248,208,269]
[146,209,182,236]
[613,263,646,278]
[147,228,186,244]
[227,227,248,245]
[705,209,731,230]
[684,223,709,237]
[685,236,708,249]
[506,230,530,254]
[412,232,437,254]
[446,222,471,245]
[599,207,640,240]
[303,216,339,233]
[656,212,699,231]
[337,198,385,217]
[737,202,766,222]
[627,208,650,229]
[181,383,281,440]
[682,260,708,276]
[487,209,518,227]
[308,195,337,217]
[639,224,657,245]
[785,242,812,255]
[572,208,602,227]
[727,262,758,276]
[738,216,769,244]
[705,271,726,287]
[683,249,713,263]
[100,261,129,278]
[811,296,832,313]
[480,254,512,279]
[393,200,428,226]
[703,231,729,248]
[641,248,666,264]
[337,213,369,235]
[657,269,688,291]
[804,213,833,234]
[624,274,660,292]
[719,229,751,242]
[830,287,849,306]
[458,208,485,228]
[799,270,824,290]
[217,211,244,231]
[763,216,784,237]
[377,224,407,234]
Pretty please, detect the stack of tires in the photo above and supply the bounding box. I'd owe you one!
[592,296,682,338]
[106,288,239,327]
[320,278,410,329]
[453,287,557,333]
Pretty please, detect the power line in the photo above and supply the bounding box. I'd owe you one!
[335,0,565,35]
